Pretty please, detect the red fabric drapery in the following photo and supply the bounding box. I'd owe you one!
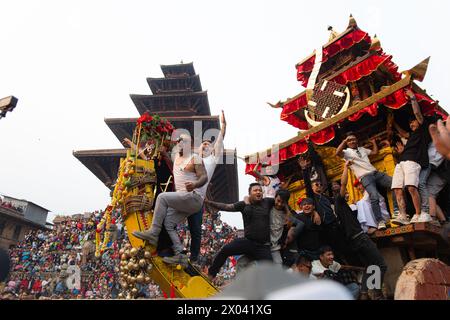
[347,103,379,121]
[281,112,309,130]
[244,127,335,175]
[309,127,335,145]
[333,53,400,85]
[280,93,309,130]
[296,29,371,85]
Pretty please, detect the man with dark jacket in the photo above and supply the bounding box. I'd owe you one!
[204,183,273,280]
[334,160,388,300]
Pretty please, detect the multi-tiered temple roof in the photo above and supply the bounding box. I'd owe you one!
[74,62,239,204]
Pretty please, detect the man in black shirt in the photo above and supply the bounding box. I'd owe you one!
[300,158,348,261]
[391,89,432,225]
[335,160,387,300]
[204,183,273,280]
[285,198,323,261]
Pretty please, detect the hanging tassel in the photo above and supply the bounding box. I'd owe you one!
[170,282,176,298]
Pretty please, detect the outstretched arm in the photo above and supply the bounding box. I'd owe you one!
[252,164,269,186]
[122,138,136,150]
[213,110,226,158]
[299,161,314,200]
[406,88,423,125]
[204,199,238,212]
[335,137,349,158]
[429,120,450,159]
[340,160,351,197]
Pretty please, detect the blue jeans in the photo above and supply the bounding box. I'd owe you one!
[419,165,432,213]
[150,191,203,255]
[360,171,394,222]
[187,206,203,261]
[346,282,360,299]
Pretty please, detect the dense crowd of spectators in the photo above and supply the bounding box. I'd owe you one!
[0,210,238,299]
[0,198,24,213]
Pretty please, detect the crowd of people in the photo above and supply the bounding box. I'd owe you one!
[2,101,449,300]
[0,208,238,300]
[199,94,449,300]
[0,198,24,213]
[0,214,158,299]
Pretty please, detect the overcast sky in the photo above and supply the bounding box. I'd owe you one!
[1,0,449,229]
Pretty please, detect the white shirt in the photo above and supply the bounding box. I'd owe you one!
[343,147,376,178]
[262,176,281,198]
[173,154,206,199]
[197,154,219,197]
[270,207,286,251]
[310,260,341,279]
[428,143,444,167]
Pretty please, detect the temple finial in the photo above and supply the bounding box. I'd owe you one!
[370,34,381,52]
[404,57,431,82]
[328,26,339,41]
[348,14,358,29]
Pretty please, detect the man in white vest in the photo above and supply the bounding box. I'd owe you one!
[133,133,208,265]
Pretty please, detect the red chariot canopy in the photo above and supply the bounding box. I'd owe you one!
[296,29,372,86]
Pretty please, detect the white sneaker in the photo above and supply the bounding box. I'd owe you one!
[377,221,387,230]
[392,210,400,219]
[392,215,411,225]
[409,215,420,223]
[418,212,433,223]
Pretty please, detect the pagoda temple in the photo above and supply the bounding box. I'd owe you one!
[74,62,239,204]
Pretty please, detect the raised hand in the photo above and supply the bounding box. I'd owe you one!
[405,88,416,99]
[429,120,450,159]
[220,110,226,126]
[122,138,132,148]
[312,211,322,225]
[298,158,308,170]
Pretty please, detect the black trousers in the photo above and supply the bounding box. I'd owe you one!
[322,223,352,263]
[187,207,203,261]
[208,238,272,277]
[350,233,387,292]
